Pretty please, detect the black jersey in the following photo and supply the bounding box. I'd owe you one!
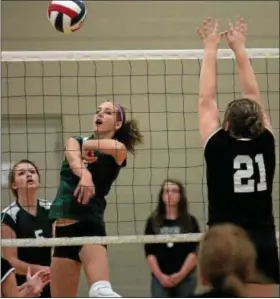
[204,128,275,229]
[1,199,53,296]
[1,257,15,284]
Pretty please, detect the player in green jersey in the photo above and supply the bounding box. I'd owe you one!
[49,101,143,297]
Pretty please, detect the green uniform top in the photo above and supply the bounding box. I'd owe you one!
[49,135,126,223]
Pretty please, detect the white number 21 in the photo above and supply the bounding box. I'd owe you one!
[233,154,267,193]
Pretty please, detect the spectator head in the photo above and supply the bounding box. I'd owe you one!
[151,179,191,232]
[197,224,257,297]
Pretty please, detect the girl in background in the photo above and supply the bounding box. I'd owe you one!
[144,179,200,298]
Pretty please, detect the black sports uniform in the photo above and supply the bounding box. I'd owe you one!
[204,128,279,283]
[1,199,53,297]
[1,257,15,284]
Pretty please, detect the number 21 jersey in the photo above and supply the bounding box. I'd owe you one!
[204,128,275,229]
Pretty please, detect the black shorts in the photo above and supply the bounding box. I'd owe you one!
[248,229,279,284]
[255,246,279,284]
[53,221,107,262]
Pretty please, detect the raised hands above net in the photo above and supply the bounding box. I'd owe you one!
[196,17,223,50]
[224,16,248,52]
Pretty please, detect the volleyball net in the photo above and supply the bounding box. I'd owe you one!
[1,48,279,248]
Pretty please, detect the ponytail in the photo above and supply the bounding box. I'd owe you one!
[213,274,247,297]
[224,98,265,139]
[114,104,144,154]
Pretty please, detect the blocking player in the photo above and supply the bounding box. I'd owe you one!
[49,101,143,297]
[197,16,279,283]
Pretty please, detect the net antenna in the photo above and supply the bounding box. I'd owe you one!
[1,48,279,247]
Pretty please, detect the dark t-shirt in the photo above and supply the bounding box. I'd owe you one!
[144,215,200,275]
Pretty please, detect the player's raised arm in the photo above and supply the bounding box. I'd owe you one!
[82,139,127,166]
[65,137,95,204]
[224,16,273,131]
[65,137,88,178]
[197,18,222,146]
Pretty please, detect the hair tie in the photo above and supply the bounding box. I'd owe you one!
[115,104,123,123]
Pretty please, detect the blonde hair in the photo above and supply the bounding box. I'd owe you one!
[223,98,265,139]
[198,224,257,297]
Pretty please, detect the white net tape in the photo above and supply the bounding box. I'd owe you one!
[1,232,279,248]
[1,48,279,247]
[1,48,279,61]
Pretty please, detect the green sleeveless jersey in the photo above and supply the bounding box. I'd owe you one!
[49,135,125,222]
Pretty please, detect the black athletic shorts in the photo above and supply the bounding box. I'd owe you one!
[53,221,107,262]
[247,228,279,284]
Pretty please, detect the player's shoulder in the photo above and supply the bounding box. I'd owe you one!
[204,127,227,150]
[204,127,274,150]
[259,127,275,142]
[1,201,20,224]
[37,198,52,210]
[144,215,155,233]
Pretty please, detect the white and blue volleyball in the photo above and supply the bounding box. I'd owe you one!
[48,0,87,33]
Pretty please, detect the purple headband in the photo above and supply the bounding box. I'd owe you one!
[115,104,123,123]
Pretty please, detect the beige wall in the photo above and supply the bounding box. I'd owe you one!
[1,1,279,297]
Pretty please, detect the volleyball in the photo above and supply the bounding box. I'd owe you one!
[47,0,87,33]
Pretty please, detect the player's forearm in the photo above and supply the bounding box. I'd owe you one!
[234,48,262,105]
[65,148,87,178]
[199,49,217,103]
[147,255,162,278]
[83,139,125,158]
[8,257,41,276]
[178,252,196,277]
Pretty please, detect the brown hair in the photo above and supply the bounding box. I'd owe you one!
[223,98,265,139]
[114,104,144,154]
[151,179,193,233]
[198,224,257,297]
[8,159,40,198]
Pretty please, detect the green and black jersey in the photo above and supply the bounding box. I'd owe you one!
[49,135,126,222]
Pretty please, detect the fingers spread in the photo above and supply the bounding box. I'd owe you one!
[213,19,220,33]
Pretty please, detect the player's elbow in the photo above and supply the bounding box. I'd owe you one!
[114,142,127,165]
[198,95,215,107]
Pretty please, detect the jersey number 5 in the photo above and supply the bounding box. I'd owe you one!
[34,229,44,239]
[233,154,267,193]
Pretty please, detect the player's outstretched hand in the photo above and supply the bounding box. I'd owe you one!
[74,169,95,204]
[197,17,222,50]
[23,267,51,297]
[224,16,247,52]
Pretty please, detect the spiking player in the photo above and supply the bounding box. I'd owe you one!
[197,16,279,283]
[49,101,143,297]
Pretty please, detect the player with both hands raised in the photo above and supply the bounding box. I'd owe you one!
[197,16,279,283]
